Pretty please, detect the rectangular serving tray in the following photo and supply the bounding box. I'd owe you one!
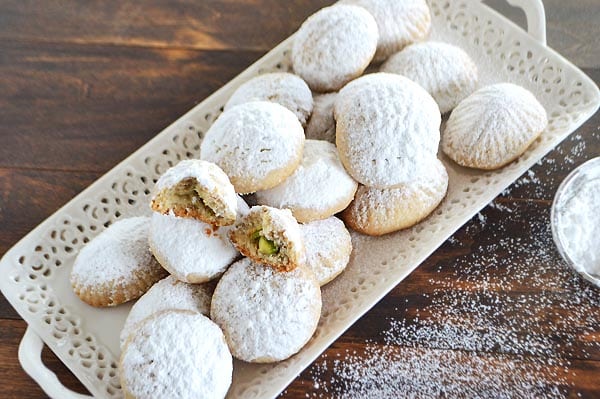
[2,1,599,398]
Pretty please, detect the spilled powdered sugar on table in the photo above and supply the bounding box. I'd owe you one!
[284,129,600,398]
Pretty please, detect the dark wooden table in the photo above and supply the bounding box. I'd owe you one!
[1,1,598,398]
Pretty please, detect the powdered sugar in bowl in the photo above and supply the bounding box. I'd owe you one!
[551,157,600,288]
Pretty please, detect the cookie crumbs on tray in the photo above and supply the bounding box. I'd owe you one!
[302,200,600,398]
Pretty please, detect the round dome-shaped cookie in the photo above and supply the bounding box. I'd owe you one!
[228,206,304,272]
[301,217,352,286]
[341,0,431,61]
[341,159,448,236]
[211,258,321,363]
[381,41,478,114]
[255,140,358,223]
[151,159,238,226]
[201,101,305,194]
[120,310,232,399]
[119,276,215,349]
[305,92,337,143]
[225,72,313,126]
[442,83,548,170]
[70,217,167,307]
[292,5,378,92]
[335,73,441,188]
[148,212,238,283]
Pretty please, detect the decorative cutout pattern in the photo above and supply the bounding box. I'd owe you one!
[0,1,597,398]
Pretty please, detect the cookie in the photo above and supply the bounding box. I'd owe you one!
[225,72,313,126]
[381,41,478,113]
[119,276,215,349]
[210,258,321,363]
[335,73,441,188]
[255,140,358,223]
[341,0,431,61]
[442,83,548,170]
[341,159,449,236]
[200,101,305,194]
[305,92,337,143]
[70,217,167,307]
[120,310,232,399]
[148,212,238,283]
[301,217,352,286]
[228,205,304,272]
[151,159,237,226]
[292,5,378,92]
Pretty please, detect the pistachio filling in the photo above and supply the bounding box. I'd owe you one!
[251,229,279,255]
[170,179,215,217]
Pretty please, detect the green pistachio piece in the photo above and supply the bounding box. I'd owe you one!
[251,229,262,241]
[258,236,279,255]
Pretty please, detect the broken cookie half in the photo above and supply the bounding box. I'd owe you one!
[228,206,305,272]
[151,159,238,227]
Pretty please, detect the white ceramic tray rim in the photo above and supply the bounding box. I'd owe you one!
[1,0,599,398]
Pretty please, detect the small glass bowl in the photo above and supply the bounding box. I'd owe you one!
[551,156,600,288]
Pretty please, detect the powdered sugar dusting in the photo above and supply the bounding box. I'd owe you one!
[301,196,600,398]
[305,92,337,143]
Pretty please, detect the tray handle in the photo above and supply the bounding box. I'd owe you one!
[504,0,547,45]
[19,327,94,399]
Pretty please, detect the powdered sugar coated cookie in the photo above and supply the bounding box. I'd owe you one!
[201,101,305,194]
[442,83,548,170]
[335,73,441,188]
[255,140,358,223]
[381,41,478,113]
[211,258,321,363]
[119,276,214,349]
[292,5,378,92]
[225,72,313,126]
[70,217,166,307]
[120,310,232,399]
[342,159,448,236]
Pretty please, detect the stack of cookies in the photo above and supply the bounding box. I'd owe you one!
[68,1,548,398]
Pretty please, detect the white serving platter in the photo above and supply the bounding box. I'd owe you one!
[1,0,599,398]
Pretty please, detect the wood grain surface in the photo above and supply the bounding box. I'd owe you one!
[0,1,598,398]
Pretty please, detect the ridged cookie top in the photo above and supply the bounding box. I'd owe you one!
[225,72,313,126]
[335,73,441,188]
[381,41,478,113]
[292,5,378,92]
[305,92,338,143]
[254,140,358,223]
[200,101,305,194]
[120,310,232,399]
[119,276,214,349]
[70,217,159,289]
[341,0,431,61]
[210,258,321,363]
[442,83,548,170]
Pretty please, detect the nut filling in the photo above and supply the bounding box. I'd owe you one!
[152,178,234,226]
